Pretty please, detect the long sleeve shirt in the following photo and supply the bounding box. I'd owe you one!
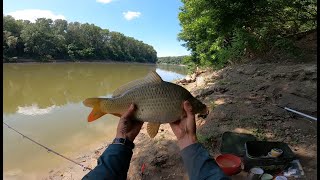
[82,143,230,180]
[181,143,230,180]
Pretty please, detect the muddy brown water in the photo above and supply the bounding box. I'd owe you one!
[3,62,187,180]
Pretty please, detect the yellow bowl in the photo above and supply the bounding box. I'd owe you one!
[271,148,283,157]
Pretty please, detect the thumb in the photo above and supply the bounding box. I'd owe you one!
[122,104,136,119]
[183,101,193,116]
[184,101,196,131]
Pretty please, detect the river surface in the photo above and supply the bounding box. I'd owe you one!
[3,62,187,179]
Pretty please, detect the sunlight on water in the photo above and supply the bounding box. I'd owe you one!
[3,63,187,179]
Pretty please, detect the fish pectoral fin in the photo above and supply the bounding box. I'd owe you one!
[147,122,161,138]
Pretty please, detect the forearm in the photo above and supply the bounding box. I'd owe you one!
[180,143,230,180]
[82,144,133,180]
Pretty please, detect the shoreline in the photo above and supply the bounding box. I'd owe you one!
[4,59,156,65]
[4,59,186,66]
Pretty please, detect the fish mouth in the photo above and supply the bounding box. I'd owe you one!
[198,108,209,119]
[198,114,208,118]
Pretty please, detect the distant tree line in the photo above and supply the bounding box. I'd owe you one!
[3,15,157,63]
[157,55,188,65]
[178,0,317,67]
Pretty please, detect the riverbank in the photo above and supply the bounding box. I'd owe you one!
[44,58,317,180]
[4,59,188,67]
[3,58,159,64]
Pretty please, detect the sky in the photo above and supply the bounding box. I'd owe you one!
[3,0,190,57]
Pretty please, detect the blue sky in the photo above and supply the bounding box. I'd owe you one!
[3,0,190,57]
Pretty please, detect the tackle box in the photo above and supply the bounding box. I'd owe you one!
[243,141,296,173]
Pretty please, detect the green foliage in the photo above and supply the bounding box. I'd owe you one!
[182,55,197,73]
[197,133,211,144]
[252,128,267,141]
[3,15,157,63]
[209,101,217,110]
[178,0,317,67]
[273,37,302,58]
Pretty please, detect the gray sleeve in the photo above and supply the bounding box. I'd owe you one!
[82,144,133,180]
[180,143,231,180]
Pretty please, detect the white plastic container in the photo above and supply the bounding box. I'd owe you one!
[275,176,287,180]
[247,167,264,180]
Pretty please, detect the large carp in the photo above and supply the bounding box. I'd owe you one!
[83,71,208,138]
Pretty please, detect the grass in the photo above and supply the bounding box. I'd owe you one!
[197,133,211,144]
[251,128,267,141]
[209,101,218,110]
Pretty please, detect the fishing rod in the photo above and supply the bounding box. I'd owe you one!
[275,105,317,121]
[3,121,93,171]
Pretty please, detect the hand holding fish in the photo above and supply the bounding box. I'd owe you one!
[169,101,198,150]
[116,104,144,142]
[84,71,208,139]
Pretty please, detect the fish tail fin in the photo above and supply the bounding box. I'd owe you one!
[83,98,108,122]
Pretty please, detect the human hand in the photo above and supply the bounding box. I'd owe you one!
[116,104,144,142]
[170,101,198,150]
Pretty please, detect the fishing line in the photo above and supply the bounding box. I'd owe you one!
[3,121,93,171]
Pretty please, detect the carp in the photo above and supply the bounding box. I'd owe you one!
[83,71,208,138]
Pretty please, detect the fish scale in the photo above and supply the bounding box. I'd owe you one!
[123,83,179,123]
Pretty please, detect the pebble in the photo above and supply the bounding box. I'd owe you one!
[191,73,196,80]
[196,76,206,87]
[185,75,192,81]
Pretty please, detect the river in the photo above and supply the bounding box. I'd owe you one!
[3,62,187,180]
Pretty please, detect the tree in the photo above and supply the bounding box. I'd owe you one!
[178,0,317,67]
[3,15,158,63]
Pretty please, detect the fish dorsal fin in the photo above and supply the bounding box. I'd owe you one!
[145,70,163,83]
[147,122,161,138]
[112,78,145,98]
[112,70,162,97]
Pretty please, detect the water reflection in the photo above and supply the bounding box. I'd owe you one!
[3,62,187,179]
[17,104,56,115]
[157,64,188,76]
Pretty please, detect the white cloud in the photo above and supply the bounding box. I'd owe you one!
[96,0,113,4]
[7,9,66,22]
[123,11,141,21]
